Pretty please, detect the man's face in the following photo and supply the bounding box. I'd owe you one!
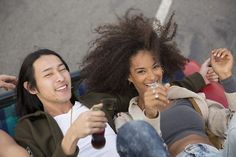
[32,55,72,106]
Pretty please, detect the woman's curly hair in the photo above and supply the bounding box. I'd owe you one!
[80,9,188,95]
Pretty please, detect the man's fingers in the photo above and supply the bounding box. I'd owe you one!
[91,103,103,111]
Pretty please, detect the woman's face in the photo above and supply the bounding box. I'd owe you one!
[128,50,163,95]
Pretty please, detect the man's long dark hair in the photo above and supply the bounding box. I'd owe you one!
[16,49,76,117]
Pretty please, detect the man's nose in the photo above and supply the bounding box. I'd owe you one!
[56,72,65,82]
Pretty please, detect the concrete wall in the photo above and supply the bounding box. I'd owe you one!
[0,0,235,94]
[0,0,158,76]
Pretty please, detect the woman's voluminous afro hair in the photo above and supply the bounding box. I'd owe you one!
[80,9,188,95]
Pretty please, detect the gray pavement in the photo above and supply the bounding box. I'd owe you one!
[0,0,235,94]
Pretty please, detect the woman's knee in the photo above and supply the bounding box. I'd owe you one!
[117,120,165,149]
[116,120,170,157]
[117,120,159,139]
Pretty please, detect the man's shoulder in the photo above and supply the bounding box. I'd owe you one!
[16,111,56,130]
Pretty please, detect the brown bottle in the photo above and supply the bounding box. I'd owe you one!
[91,107,106,149]
[91,130,106,149]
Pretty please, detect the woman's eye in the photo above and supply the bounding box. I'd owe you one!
[137,70,145,74]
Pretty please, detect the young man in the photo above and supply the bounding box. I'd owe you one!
[14,49,119,157]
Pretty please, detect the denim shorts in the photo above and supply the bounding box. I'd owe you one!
[176,143,221,157]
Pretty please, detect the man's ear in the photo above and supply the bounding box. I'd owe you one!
[23,81,38,94]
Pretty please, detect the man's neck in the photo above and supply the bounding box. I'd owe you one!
[43,101,73,117]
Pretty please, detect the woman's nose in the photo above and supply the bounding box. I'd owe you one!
[147,71,156,81]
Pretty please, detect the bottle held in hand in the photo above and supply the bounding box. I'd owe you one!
[91,107,106,149]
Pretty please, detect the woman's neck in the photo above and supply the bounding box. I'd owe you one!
[137,96,145,111]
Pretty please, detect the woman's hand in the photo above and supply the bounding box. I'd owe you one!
[143,83,170,118]
[210,48,234,80]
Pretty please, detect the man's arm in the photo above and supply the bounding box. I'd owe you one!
[171,72,206,92]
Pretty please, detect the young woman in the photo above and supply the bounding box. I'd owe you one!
[79,10,236,157]
[116,47,236,157]
[78,10,218,132]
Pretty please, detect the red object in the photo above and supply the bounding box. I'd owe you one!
[91,130,106,149]
[183,60,228,108]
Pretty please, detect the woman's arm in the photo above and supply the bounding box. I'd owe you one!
[0,130,30,157]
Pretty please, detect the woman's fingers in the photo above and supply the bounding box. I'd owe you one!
[144,85,170,111]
